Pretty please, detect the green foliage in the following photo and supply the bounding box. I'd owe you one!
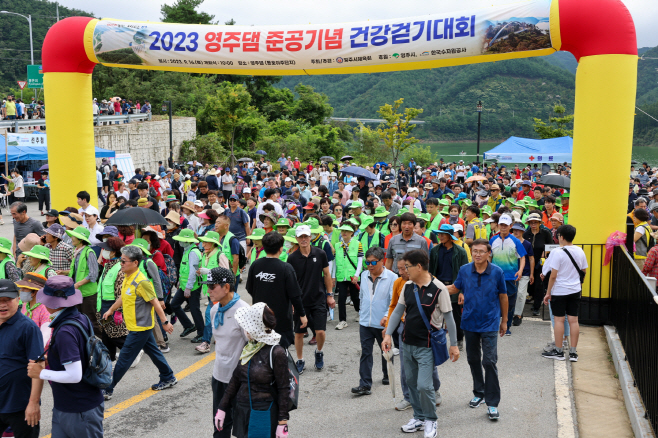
[376,99,423,169]
[180,133,227,163]
[161,0,215,25]
[401,144,438,167]
[533,104,574,139]
[634,101,658,147]
[289,84,334,126]
[351,122,389,163]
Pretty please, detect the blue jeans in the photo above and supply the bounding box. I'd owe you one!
[51,403,104,438]
[401,342,437,422]
[464,330,500,407]
[108,330,174,391]
[505,280,517,331]
[398,322,440,402]
[203,297,213,343]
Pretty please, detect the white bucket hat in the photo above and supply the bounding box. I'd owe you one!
[235,302,281,346]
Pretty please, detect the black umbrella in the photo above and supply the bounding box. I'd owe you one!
[320,156,335,162]
[631,160,639,165]
[538,174,571,189]
[104,207,168,227]
[237,157,253,162]
[340,155,353,161]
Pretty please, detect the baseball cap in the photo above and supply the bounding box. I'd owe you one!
[194,200,204,207]
[0,279,19,299]
[526,213,542,222]
[511,222,526,232]
[201,267,235,286]
[84,206,99,216]
[295,225,312,237]
[229,194,240,200]
[243,187,252,194]
[499,214,513,226]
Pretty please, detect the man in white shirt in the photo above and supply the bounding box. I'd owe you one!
[541,224,587,363]
[456,160,466,183]
[9,168,25,203]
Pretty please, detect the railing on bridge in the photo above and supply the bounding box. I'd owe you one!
[610,245,658,434]
[0,113,152,131]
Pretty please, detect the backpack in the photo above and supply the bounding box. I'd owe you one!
[145,256,172,299]
[50,314,113,389]
[162,253,178,289]
[230,236,247,270]
[149,186,158,198]
[639,224,656,253]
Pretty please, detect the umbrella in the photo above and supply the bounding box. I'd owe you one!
[104,207,169,227]
[320,156,335,162]
[631,160,639,164]
[538,174,571,189]
[340,155,353,161]
[237,157,253,163]
[383,350,396,405]
[256,150,267,155]
[465,175,487,184]
[340,166,376,180]
[39,164,49,171]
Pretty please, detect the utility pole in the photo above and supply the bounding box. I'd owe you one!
[476,101,483,164]
[162,101,173,168]
[56,3,59,21]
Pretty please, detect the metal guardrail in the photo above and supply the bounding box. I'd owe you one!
[0,113,152,130]
[610,245,658,435]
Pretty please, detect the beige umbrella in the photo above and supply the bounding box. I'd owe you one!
[383,350,396,404]
[465,175,488,184]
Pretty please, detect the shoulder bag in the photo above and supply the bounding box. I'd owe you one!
[413,284,449,366]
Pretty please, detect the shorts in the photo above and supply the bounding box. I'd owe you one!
[102,179,110,187]
[549,292,581,317]
[294,304,327,333]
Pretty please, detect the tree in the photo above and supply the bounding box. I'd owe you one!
[161,0,215,24]
[533,104,574,138]
[289,84,334,126]
[401,144,438,167]
[352,122,389,163]
[376,98,423,169]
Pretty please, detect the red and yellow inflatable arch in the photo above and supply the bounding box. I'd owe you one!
[43,0,637,314]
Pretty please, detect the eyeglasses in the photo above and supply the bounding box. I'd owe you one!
[472,250,488,256]
[404,264,416,270]
[119,259,133,264]
[365,260,380,266]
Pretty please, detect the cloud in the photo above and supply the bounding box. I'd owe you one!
[57,0,657,47]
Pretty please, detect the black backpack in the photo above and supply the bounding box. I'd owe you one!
[230,236,248,270]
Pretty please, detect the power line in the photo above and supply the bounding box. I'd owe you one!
[0,48,41,52]
[636,106,658,124]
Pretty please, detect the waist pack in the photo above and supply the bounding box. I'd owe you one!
[51,314,113,389]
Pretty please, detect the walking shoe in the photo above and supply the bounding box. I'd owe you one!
[180,326,196,338]
[350,386,371,396]
[401,418,424,433]
[395,399,412,411]
[190,335,204,343]
[309,336,317,345]
[183,304,191,312]
[335,321,348,330]
[488,406,500,421]
[195,342,211,354]
[295,359,305,375]
[423,420,437,438]
[355,316,361,322]
[457,340,464,351]
[532,310,540,316]
[542,348,565,361]
[569,352,579,362]
[435,391,442,406]
[159,344,170,353]
[346,297,352,306]
[544,341,556,352]
[151,377,178,391]
[382,377,390,385]
[314,350,324,371]
[130,350,144,368]
[303,332,309,338]
[512,316,522,326]
[102,389,113,401]
[469,397,485,408]
[170,315,178,325]
[505,330,511,336]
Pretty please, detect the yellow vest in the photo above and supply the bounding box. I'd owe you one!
[121,269,157,332]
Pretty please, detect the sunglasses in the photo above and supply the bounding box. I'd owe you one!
[119,259,133,264]
[365,260,380,266]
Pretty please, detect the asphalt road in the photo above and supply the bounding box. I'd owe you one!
[4,201,559,438]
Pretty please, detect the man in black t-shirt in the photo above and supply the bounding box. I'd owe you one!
[288,225,334,374]
[246,232,307,349]
[137,182,159,212]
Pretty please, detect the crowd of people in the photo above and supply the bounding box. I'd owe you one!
[0,152,591,438]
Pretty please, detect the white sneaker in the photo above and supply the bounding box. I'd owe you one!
[401,418,424,433]
[395,399,412,411]
[423,420,437,438]
[130,350,144,368]
[346,297,352,306]
[391,348,400,356]
[335,321,348,330]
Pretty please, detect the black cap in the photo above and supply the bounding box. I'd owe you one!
[45,209,59,217]
[0,279,19,299]
[201,267,235,286]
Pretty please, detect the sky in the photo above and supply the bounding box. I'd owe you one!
[56,0,658,48]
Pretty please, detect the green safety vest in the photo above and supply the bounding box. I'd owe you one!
[219,231,236,269]
[374,220,390,237]
[180,246,202,291]
[335,238,360,282]
[139,259,159,290]
[425,214,442,237]
[280,251,289,263]
[96,262,121,312]
[468,218,488,240]
[201,248,220,296]
[0,257,12,280]
[250,246,266,264]
[359,230,381,269]
[34,263,52,278]
[69,246,97,297]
